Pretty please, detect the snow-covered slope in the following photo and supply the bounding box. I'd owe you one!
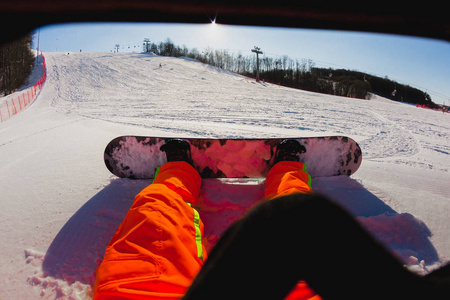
[0,52,449,299]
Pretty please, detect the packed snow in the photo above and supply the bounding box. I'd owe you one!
[0,52,449,299]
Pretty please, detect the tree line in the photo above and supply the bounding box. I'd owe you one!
[0,33,35,96]
[143,38,436,106]
[0,34,435,106]
[312,68,434,106]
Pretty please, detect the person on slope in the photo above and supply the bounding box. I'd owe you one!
[94,139,449,300]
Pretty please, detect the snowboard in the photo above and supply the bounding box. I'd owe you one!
[104,136,362,179]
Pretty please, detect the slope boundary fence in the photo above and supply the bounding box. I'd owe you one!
[0,52,47,122]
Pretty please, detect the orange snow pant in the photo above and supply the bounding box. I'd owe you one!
[94,161,319,300]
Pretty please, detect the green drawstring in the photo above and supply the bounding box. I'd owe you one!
[187,202,204,261]
[152,167,161,183]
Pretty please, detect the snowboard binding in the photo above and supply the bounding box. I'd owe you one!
[160,139,193,165]
[273,139,306,165]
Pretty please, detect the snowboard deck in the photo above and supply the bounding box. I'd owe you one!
[104,136,362,179]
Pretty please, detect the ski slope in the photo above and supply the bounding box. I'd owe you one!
[0,52,449,299]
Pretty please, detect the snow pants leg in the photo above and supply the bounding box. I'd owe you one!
[94,161,206,300]
[183,162,443,300]
[265,161,313,199]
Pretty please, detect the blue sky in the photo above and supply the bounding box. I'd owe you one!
[34,22,450,105]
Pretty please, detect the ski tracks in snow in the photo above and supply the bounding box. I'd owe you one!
[363,110,421,161]
[362,106,449,174]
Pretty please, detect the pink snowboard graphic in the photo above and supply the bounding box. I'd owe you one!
[104,136,362,179]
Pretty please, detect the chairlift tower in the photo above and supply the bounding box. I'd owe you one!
[143,38,150,52]
[251,46,263,81]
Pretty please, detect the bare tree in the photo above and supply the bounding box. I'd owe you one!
[0,33,34,95]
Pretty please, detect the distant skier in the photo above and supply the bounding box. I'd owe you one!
[159,63,162,68]
[94,139,450,300]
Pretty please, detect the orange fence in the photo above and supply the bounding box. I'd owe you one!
[0,52,47,122]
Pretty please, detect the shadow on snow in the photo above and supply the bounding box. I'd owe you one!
[42,176,439,286]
